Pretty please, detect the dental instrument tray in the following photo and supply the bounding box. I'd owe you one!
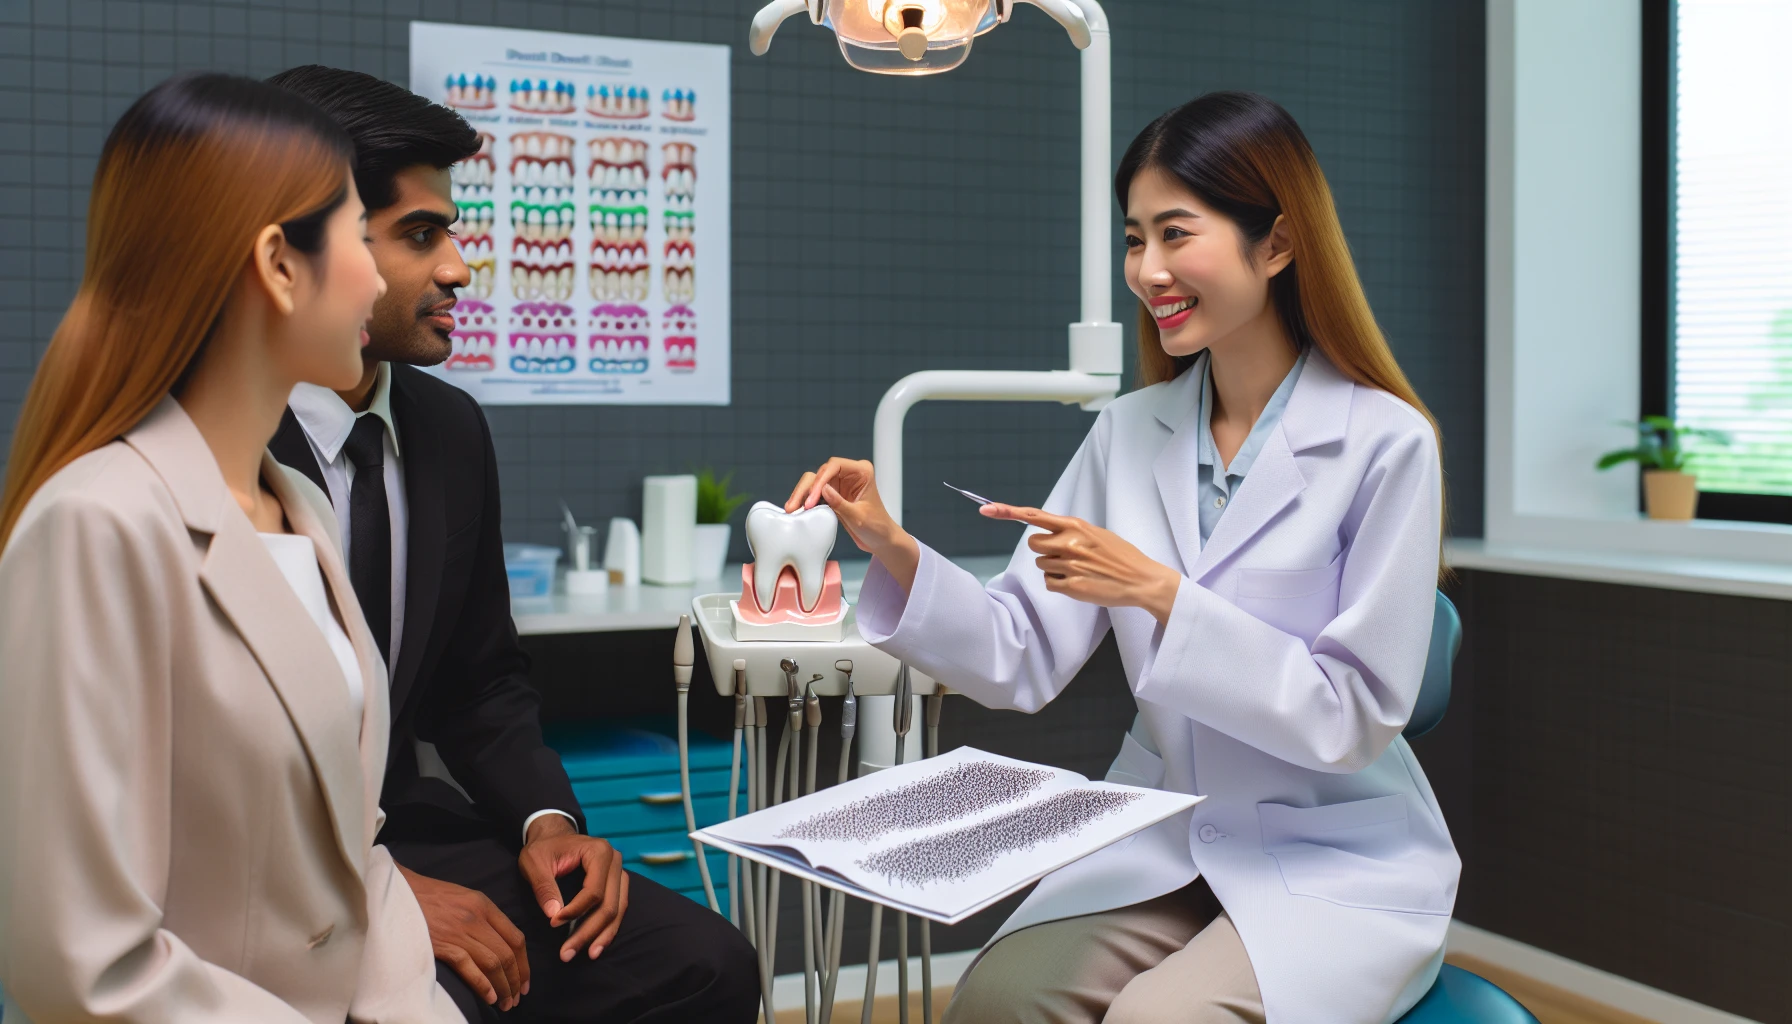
[690,593,937,697]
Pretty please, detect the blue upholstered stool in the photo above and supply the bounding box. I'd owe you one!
[1393,593,1537,1024]
[1401,964,1539,1024]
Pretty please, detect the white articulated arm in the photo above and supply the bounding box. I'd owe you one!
[1007,0,1094,49]
[749,0,813,56]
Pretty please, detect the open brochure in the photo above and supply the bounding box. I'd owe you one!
[693,746,1202,924]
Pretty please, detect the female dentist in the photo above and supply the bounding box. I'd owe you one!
[787,92,1458,1024]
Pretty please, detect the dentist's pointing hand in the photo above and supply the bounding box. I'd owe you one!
[786,457,921,592]
[979,504,1182,625]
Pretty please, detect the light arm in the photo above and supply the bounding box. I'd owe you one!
[749,0,813,56]
[1007,0,1093,48]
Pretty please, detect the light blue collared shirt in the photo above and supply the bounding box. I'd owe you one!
[1195,348,1308,544]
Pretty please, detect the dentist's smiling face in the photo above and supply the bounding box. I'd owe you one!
[1123,166,1287,360]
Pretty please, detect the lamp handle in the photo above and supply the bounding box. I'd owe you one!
[749,0,813,55]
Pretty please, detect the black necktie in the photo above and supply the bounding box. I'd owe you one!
[342,415,391,664]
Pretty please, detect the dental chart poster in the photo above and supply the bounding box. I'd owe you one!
[410,22,731,405]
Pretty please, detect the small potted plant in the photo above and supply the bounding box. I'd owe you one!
[693,467,750,581]
[1596,416,1730,520]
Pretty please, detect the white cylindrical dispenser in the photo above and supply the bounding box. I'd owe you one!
[641,474,697,584]
[603,517,642,586]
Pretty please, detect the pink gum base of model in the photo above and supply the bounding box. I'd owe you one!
[737,561,843,624]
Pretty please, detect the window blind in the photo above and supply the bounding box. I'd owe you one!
[1673,0,1792,495]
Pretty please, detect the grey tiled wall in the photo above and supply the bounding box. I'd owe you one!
[0,0,1486,556]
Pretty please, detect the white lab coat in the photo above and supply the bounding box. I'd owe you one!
[857,350,1458,1024]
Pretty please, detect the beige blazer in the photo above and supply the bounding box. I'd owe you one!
[0,397,461,1024]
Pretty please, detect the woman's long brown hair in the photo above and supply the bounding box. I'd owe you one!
[0,72,352,546]
[1116,92,1450,563]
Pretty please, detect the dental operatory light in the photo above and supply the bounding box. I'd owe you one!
[750,0,1094,75]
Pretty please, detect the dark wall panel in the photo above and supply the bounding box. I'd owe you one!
[1414,570,1792,1023]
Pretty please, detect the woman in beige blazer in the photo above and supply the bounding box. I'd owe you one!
[0,74,462,1023]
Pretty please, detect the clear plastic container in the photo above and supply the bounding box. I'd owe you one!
[503,543,561,599]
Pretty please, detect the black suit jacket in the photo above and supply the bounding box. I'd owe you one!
[272,364,584,848]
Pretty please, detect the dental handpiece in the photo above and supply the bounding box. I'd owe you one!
[836,661,858,787]
[730,663,748,816]
[800,675,823,1024]
[727,661,746,930]
[671,613,694,693]
[831,659,852,710]
[781,658,804,729]
[672,615,717,914]
[752,696,768,812]
[821,660,857,1024]
[803,678,824,800]
[925,686,945,759]
[892,663,913,766]
[732,661,748,728]
[889,661,916,1023]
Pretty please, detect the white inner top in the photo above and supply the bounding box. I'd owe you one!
[260,532,364,726]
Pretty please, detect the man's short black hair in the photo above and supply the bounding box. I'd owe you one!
[267,65,480,212]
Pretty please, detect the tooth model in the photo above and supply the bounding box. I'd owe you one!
[736,501,845,634]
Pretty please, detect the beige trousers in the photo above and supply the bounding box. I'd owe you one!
[943,880,1265,1024]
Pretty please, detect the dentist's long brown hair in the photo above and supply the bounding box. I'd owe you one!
[1115,91,1449,554]
[0,73,353,547]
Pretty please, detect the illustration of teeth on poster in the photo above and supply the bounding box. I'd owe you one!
[411,22,730,406]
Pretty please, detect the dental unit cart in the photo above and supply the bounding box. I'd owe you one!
[648,495,948,1023]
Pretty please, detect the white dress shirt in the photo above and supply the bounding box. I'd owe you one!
[288,364,573,844]
[289,362,409,669]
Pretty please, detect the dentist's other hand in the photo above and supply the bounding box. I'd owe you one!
[980,504,1182,625]
[786,457,921,592]
[398,864,529,1011]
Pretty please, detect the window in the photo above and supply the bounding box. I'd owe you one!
[1645,0,1792,524]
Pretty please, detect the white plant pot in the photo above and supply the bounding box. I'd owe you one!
[692,523,732,582]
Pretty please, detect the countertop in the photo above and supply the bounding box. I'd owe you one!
[516,535,1792,637]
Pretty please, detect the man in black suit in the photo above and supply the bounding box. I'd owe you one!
[267,66,756,1023]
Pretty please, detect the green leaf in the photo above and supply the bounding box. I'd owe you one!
[1596,448,1644,470]
[694,467,753,525]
